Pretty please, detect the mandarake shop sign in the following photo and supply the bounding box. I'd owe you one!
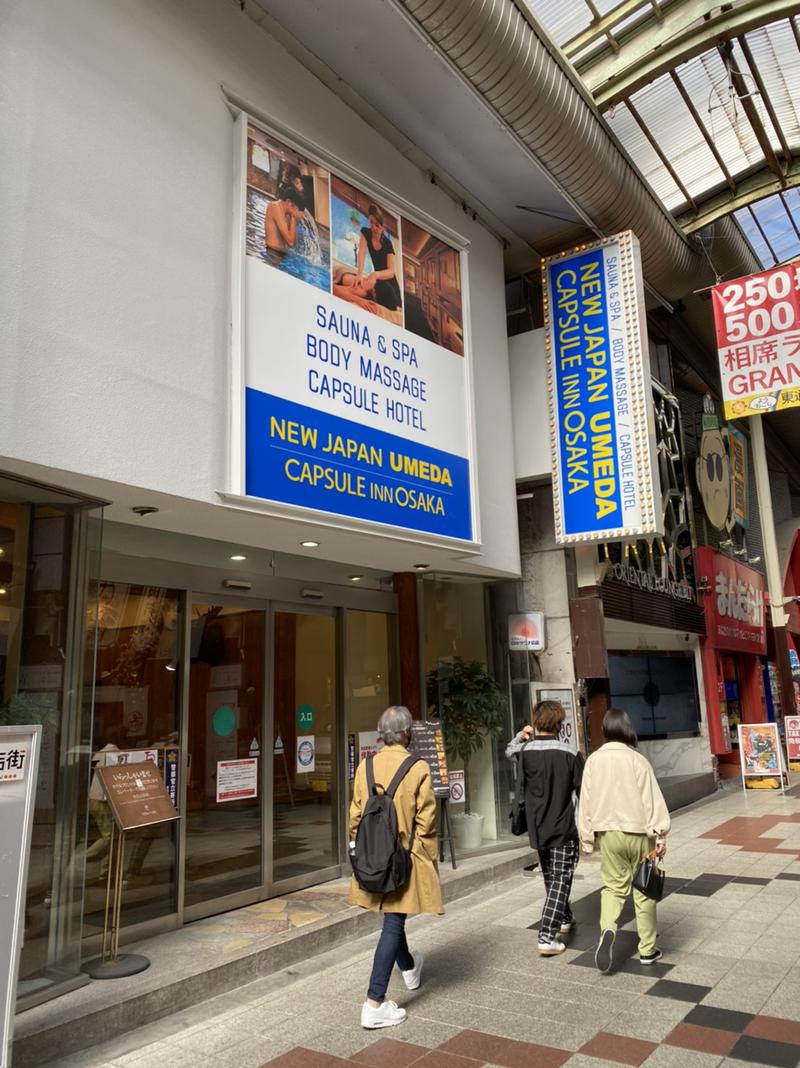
[610,562,695,603]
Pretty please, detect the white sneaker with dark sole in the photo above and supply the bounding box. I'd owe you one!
[595,929,615,974]
[639,948,663,965]
[538,939,566,957]
[361,1000,407,1029]
[401,952,423,990]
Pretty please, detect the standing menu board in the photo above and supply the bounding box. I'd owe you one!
[409,721,450,797]
[98,764,179,831]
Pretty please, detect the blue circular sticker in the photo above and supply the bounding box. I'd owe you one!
[212,705,236,737]
[297,739,314,769]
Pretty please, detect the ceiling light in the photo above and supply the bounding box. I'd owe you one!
[0,587,6,595]
[301,540,320,548]
[349,575,363,582]
[131,505,159,517]
[413,563,430,571]
[0,548,4,556]
[230,554,247,561]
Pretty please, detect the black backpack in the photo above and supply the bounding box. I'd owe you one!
[351,755,420,895]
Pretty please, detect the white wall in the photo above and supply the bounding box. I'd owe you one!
[509,330,551,483]
[0,0,519,578]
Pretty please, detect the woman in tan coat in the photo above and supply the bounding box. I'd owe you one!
[349,705,443,1029]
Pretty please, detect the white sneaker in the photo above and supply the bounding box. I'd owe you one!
[401,952,424,990]
[361,999,407,1029]
[559,920,576,934]
[538,939,566,957]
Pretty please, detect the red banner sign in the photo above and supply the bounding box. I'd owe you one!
[695,548,766,654]
[712,264,800,420]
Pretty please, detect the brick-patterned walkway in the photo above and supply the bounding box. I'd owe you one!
[52,782,800,1068]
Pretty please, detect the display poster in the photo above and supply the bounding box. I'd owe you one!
[720,712,732,754]
[711,262,800,418]
[216,758,258,803]
[785,716,800,762]
[97,764,179,831]
[508,612,545,652]
[737,722,784,790]
[409,721,450,797]
[537,687,578,751]
[448,768,465,804]
[543,231,661,544]
[296,735,316,774]
[358,729,383,763]
[1,726,41,1068]
[695,548,766,654]
[728,425,749,528]
[240,119,474,542]
[164,746,179,807]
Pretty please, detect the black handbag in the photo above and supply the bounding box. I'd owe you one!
[632,850,665,901]
[509,753,527,837]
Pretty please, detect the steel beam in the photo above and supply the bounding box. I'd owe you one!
[678,162,800,232]
[582,0,800,109]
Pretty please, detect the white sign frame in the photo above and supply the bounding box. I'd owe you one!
[1,725,41,1068]
[542,231,662,545]
[737,722,786,793]
[531,684,580,753]
[224,102,482,555]
[508,612,546,652]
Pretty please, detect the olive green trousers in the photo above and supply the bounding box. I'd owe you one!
[598,831,657,955]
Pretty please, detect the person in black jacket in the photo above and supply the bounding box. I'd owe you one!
[506,700,584,957]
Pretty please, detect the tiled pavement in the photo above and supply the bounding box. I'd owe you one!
[46,782,800,1068]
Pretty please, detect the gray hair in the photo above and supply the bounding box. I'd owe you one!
[377,705,413,745]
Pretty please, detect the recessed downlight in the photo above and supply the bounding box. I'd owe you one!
[349,575,363,582]
[413,563,430,571]
[230,554,247,561]
[301,540,320,548]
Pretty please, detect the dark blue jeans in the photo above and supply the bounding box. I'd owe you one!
[367,912,414,1002]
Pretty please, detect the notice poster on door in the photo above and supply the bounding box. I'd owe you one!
[784,716,800,765]
[216,758,258,802]
[296,736,316,774]
[358,730,383,763]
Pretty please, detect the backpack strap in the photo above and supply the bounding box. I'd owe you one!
[385,755,423,854]
[366,755,378,795]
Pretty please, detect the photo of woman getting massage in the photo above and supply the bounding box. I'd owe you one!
[331,176,404,326]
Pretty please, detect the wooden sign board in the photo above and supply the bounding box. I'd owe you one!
[409,721,450,798]
[98,763,179,831]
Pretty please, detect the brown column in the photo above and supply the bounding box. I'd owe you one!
[773,625,797,718]
[393,573,421,717]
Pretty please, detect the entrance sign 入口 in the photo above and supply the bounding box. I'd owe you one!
[216,758,258,803]
[1,726,40,1068]
[234,116,476,545]
[508,612,545,652]
[543,231,661,545]
[737,722,785,793]
[711,262,800,419]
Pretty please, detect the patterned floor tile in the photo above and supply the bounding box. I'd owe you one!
[579,1032,657,1065]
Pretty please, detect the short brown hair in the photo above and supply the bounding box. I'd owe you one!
[367,204,384,224]
[602,707,638,748]
[533,700,565,734]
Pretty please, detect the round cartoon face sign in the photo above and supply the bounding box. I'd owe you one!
[696,425,731,530]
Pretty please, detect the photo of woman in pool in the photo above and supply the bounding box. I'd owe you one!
[331,176,404,326]
[245,125,331,293]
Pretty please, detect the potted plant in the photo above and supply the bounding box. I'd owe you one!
[427,658,507,850]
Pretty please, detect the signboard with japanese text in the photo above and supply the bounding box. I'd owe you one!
[409,721,450,797]
[712,262,800,418]
[508,612,546,651]
[784,716,800,762]
[1,727,41,1068]
[728,425,749,528]
[737,722,785,791]
[97,764,179,832]
[448,769,465,804]
[543,231,661,544]
[235,115,476,545]
[695,548,766,654]
[534,686,580,753]
[358,729,383,763]
[216,758,258,803]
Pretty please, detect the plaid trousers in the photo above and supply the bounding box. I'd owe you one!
[537,839,579,943]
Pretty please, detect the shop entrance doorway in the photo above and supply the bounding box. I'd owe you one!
[271,608,340,888]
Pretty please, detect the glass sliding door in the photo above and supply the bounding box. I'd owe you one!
[344,610,398,798]
[272,609,339,885]
[184,602,265,911]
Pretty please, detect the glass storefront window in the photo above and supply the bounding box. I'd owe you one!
[83,584,181,932]
[345,610,398,796]
[0,475,103,1006]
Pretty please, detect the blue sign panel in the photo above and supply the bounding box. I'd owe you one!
[543,232,661,544]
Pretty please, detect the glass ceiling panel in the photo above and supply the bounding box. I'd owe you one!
[741,23,800,149]
[734,190,800,269]
[523,0,594,47]
[604,99,686,209]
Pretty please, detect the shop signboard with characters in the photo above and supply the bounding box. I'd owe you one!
[230,113,477,547]
[695,548,766,655]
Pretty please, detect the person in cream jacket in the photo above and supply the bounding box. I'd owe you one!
[578,708,670,974]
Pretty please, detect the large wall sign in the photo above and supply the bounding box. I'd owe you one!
[695,548,766,654]
[235,117,475,543]
[543,232,661,544]
[712,262,800,418]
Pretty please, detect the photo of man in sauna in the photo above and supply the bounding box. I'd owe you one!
[330,175,404,326]
[401,218,464,355]
[244,124,331,294]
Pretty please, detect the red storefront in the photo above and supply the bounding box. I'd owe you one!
[696,548,768,767]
